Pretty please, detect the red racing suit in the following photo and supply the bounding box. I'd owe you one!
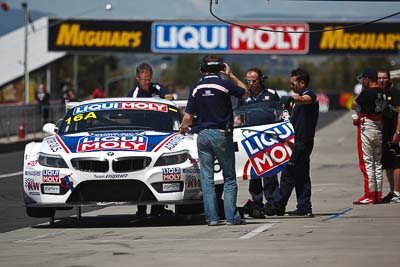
[355,87,386,203]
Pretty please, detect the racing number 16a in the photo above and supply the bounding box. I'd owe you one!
[65,112,97,124]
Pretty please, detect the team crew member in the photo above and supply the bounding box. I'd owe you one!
[236,67,280,218]
[378,70,400,203]
[179,55,249,226]
[127,62,174,100]
[352,70,386,204]
[264,68,319,217]
[127,62,174,217]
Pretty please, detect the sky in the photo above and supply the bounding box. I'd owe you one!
[3,0,400,22]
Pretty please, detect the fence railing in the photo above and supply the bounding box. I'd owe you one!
[0,104,66,138]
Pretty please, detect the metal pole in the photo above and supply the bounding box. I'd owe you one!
[72,54,79,91]
[22,2,29,104]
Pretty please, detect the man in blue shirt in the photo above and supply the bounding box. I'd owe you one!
[236,67,280,218]
[127,62,174,217]
[127,62,174,100]
[264,68,319,217]
[179,55,249,226]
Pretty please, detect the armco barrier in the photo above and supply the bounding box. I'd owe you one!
[0,103,65,139]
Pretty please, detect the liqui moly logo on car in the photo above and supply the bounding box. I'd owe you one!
[42,169,60,183]
[152,23,308,54]
[241,121,295,176]
[77,134,148,152]
[73,102,168,115]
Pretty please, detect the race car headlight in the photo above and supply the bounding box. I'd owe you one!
[154,151,190,166]
[38,153,68,168]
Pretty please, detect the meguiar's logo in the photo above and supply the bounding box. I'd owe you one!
[320,26,400,50]
[55,23,142,48]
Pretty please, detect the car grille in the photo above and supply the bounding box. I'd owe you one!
[112,157,151,173]
[66,180,157,203]
[71,158,109,172]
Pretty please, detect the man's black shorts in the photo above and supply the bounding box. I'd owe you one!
[382,142,400,169]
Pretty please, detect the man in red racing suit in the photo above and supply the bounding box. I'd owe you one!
[352,69,387,204]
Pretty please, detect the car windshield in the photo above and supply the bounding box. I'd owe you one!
[58,101,182,134]
[233,100,283,128]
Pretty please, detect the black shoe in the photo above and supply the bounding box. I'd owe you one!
[242,200,265,218]
[381,192,395,204]
[136,206,147,218]
[150,205,173,216]
[287,209,314,217]
[263,204,285,216]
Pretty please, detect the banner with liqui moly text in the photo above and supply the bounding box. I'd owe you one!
[237,120,295,179]
[152,22,309,54]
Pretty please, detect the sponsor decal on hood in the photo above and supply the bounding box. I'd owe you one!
[58,132,177,153]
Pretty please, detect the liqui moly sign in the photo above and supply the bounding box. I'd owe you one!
[152,22,309,54]
[77,134,148,152]
[241,121,295,178]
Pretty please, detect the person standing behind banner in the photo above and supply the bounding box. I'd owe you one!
[179,55,249,226]
[235,67,280,219]
[264,68,319,217]
[378,69,400,203]
[127,62,174,217]
[127,62,174,100]
[352,69,386,204]
[35,82,50,123]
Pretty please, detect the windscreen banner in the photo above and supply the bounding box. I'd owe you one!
[48,19,152,52]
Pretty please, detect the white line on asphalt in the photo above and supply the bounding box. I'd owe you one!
[0,171,23,179]
[239,223,274,240]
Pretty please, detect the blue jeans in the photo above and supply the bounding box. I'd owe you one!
[271,141,314,212]
[197,129,241,224]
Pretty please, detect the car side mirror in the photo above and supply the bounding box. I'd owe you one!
[43,123,57,136]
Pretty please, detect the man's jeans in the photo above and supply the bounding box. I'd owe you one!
[197,129,241,223]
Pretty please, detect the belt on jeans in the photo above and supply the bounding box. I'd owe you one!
[359,113,383,121]
[204,128,227,133]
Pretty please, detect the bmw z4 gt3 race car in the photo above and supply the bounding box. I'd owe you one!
[23,97,293,219]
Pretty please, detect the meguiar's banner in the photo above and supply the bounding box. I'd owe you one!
[309,22,400,54]
[48,19,151,52]
[48,19,400,55]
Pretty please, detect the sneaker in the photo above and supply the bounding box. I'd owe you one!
[263,204,285,216]
[390,195,400,203]
[353,195,374,205]
[287,209,314,217]
[381,192,395,203]
[207,220,226,226]
[226,219,247,225]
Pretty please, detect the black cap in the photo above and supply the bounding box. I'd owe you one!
[357,69,377,81]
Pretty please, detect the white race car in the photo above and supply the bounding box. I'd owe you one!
[23,97,294,219]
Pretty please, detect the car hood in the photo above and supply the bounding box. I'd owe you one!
[44,131,185,154]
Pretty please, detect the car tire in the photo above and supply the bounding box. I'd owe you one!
[175,203,204,215]
[26,207,56,218]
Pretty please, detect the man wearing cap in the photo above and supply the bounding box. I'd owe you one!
[352,69,386,204]
[378,69,400,203]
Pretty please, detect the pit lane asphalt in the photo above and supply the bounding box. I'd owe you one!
[3,110,399,267]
